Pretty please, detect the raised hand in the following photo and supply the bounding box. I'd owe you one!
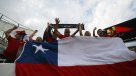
[34,30,38,33]
[47,22,50,26]
[94,27,97,30]
[13,26,18,29]
[55,18,60,24]
[54,18,60,30]
[77,23,83,36]
[77,23,82,30]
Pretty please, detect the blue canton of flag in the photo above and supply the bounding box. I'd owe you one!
[16,41,58,65]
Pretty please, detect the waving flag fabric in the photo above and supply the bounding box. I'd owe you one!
[0,37,136,76]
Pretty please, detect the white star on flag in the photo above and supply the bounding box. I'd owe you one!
[32,45,49,54]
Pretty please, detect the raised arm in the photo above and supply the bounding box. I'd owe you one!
[43,22,55,42]
[29,30,38,40]
[54,18,62,37]
[5,26,18,39]
[71,30,78,37]
[78,23,83,36]
[45,23,50,32]
[43,22,52,38]
[93,27,97,37]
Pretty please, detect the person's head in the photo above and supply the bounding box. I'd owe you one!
[64,28,70,37]
[102,31,107,37]
[107,28,114,36]
[97,29,103,37]
[84,31,91,36]
[36,37,42,42]
[15,31,26,39]
[15,34,22,39]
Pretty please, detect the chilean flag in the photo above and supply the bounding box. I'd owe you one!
[0,37,136,76]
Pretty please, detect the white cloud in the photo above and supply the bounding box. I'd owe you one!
[85,0,136,32]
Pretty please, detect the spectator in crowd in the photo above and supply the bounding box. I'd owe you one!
[78,23,83,36]
[84,31,91,36]
[74,22,92,37]
[3,26,27,62]
[77,23,91,36]
[54,18,79,39]
[16,30,42,58]
[29,30,43,43]
[2,26,39,62]
[106,27,124,37]
[35,36,43,42]
[93,27,107,37]
[106,28,115,37]
[43,23,57,42]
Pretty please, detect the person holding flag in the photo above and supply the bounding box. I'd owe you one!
[2,26,26,62]
[54,18,81,39]
[2,26,38,62]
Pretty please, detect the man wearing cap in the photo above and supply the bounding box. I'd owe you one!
[2,26,29,62]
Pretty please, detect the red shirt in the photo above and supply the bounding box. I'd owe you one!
[3,36,25,61]
[45,37,56,42]
[58,34,67,39]
[43,31,57,42]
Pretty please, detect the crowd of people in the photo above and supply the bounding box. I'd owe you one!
[0,18,120,63]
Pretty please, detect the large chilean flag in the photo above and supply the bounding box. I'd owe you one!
[1,37,136,76]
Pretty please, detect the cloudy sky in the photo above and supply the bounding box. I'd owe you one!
[0,0,136,37]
